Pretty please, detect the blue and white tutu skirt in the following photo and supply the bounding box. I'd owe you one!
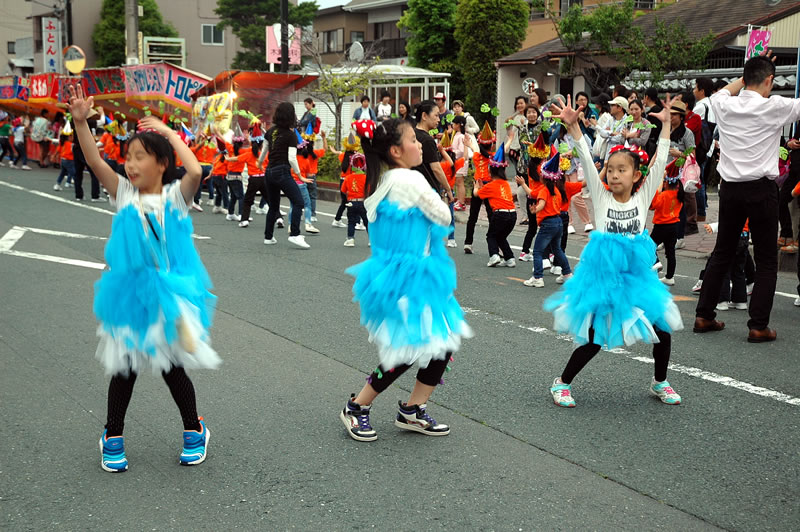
[346,201,472,370]
[544,230,683,348]
[93,203,220,376]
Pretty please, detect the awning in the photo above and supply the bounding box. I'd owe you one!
[10,58,34,68]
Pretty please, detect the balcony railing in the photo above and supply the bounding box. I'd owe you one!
[361,38,408,59]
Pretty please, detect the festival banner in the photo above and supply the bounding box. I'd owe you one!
[81,68,126,99]
[29,73,59,103]
[266,24,302,65]
[746,29,772,63]
[124,63,208,112]
[42,17,62,73]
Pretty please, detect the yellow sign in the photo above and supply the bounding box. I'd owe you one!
[64,45,86,74]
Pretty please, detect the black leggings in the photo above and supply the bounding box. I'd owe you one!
[561,328,671,384]
[335,178,347,221]
[651,222,679,279]
[368,353,452,394]
[521,199,538,253]
[465,197,493,246]
[106,366,200,437]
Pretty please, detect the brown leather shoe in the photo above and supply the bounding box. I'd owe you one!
[693,317,725,333]
[747,327,777,343]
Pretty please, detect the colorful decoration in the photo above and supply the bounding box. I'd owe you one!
[541,151,563,181]
[489,142,508,168]
[343,130,361,152]
[350,152,366,172]
[480,103,490,113]
[528,134,549,159]
[478,121,495,145]
[353,119,376,139]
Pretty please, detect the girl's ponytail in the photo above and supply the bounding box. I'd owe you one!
[354,118,410,197]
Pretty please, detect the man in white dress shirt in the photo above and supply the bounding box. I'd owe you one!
[694,55,800,342]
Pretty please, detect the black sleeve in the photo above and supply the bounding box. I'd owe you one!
[287,129,297,148]
[421,136,438,165]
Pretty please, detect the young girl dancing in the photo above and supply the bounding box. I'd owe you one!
[68,85,220,472]
[649,166,685,286]
[544,95,683,408]
[340,118,472,441]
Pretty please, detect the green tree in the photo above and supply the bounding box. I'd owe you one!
[398,0,464,101]
[454,0,529,124]
[215,0,318,70]
[92,0,178,67]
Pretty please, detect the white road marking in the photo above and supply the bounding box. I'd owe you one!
[0,226,107,270]
[16,226,107,240]
[463,306,800,407]
[0,226,26,252]
[2,249,106,270]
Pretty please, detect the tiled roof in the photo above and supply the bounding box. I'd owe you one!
[344,0,406,11]
[499,0,800,64]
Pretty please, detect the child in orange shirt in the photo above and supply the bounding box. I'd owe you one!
[439,146,456,247]
[524,152,572,287]
[476,146,516,267]
[515,158,544,264]
[237,123,268,227]
[649,174,685,285]
[464,122,496,254]
[191,137,217,208]
[298,130,330,222]
[54,130,75,190]
[341,153,368,246]
[209,138,229,213]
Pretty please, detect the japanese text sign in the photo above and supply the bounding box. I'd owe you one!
[42,17,62,73]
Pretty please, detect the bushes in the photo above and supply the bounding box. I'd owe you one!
[316,152,341,183]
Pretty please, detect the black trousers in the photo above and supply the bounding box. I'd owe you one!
[696,178,778,330]
[719,236,749,304]
[651,222,679,279]
[465,197,493,246]
[778,169,800,239]
[521,199,538,253]
[486,210,516,258]
[368,354,452,393]
[73,154,100,200]
[241,175,268,221]
[264,164,304,238]
[335,178,347,221]
[0,137,12,162]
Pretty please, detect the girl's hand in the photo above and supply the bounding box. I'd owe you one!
[66,84,94,122]
[648,93,675,124]
[551,95,582,126]
[515,176,525,185]
[138,116,175,137]
[669,148,683,158]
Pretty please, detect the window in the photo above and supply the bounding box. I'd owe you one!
[350,31,364,44]
[634,0,656,8]
[560,0,582,16]
[7,41,15,54]
[201,24,224,46]
[323,29,344,53]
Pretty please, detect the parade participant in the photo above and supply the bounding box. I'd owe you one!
[516,133,548,263]
[299,124,330,223]
[439,130,457,247]
[332,131,358,228]
[209,138,229,214]
[544,94,683,408]
[339,118,471,441]
[695,54,800,341]
[523,150,572,287]
[191,136,216,208]
[477,143,517,267]
[341,152,368,247]
[10,117,31,170]
[288,131,318,235]
[650,161,685,286]
[53,124,75,190]
[463,121,495,254]
[235,119,267,228]
[262,102,309,249]
[224,134,247,222]
[451,115,468,211]
[702,221,750,311]
[67,84,218,472]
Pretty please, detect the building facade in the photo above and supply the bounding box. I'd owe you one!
[1,0,34,76]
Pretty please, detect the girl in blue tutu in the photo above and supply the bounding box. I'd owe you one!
[339,118,473,441]
[545,94,684,408]
[68,85,219,472]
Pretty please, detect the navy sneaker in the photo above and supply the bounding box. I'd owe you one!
[99,430,129,473]
[180,418,210,466]
[395,402,450,436]
[340,394,377,442]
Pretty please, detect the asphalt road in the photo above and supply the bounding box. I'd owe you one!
[1,167,798,531]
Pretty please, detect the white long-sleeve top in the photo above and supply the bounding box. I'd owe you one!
[575,135,670,235]
[364,168,451,227]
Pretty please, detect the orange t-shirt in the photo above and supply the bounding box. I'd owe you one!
[211,153,227,176]
[473,152,492,183]
[192,144,216,165]
[476,179,515,210]
[650,189,682,224]
[440,159,455,189]
[226,148,247,173]
[101,133,115,158]
[239,150,262,176]
[560,181,584,211]
[536,186,563,224]
[59,141,74,161]
[303,149,325,175]
[116,142,126,165]
[341,171,367,200]
[793,180,800,198]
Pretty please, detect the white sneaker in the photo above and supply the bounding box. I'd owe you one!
[653,261,663,271]
[715,301,729,311]
[332,219,346,228]
[254,207,264,215]
[53,184,62,191]
[225,214,238,221]
[519,252,533,262]
[276,218,284,229]
[463,244,473,254]
[794,297,800,307]
[584,223,594,232]
[567,225,576,234]
[446,240,457,248]
[487,254,503,267]
[747,283,754,296]
[238,220,249,227]
[355,222,366,231]
[64,182,72,188]
[556,273,573,284]
[280,210,287,216]
[524,276,544,287]
[732,302,748,310]
[542,258,551,269]
[288,235,310,249]
[344,238,355,247]
[656,243,664,251]
[191,202,203,212]
[675,238,685,249]
[305,224,320,234]
[264,238,277,245]
[661,277,675,286]
[204,199,213,206]
[0,161,4,167]
[21,165,31,170]
[692,279,703,293]
[212,206,223,214]
[311,216,318,222]
[550,265,562,276]
[504,258,516,268]
[90,197,107,202]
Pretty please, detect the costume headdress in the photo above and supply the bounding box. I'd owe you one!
[295,128,308,149]
[353,119,376,139]
[528,133,549,159]
[350,152,366,172]
[478,121,495,145]
[215,136,227,155]
[343,130,361,151]
[488,141,508,168]
[301,120,316,143]
[609,144,651,176]
[231,118,245,143]
[61,120,73,136]
[541,151,563,181]
[440,130,453,150]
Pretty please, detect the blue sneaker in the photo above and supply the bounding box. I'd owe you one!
[180,418,210,466]
[650,380,682,405]
[551,379,576,408]
[99,430,128,473]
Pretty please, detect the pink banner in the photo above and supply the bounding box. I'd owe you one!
[746,29,772,62]
[266,25,301,65]
[123,64,208,112]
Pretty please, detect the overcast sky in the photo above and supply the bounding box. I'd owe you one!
[314,0,348,9]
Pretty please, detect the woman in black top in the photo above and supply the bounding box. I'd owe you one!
[260,102,309,249]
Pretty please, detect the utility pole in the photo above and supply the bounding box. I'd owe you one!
[125,0,139,65]
[280,0,288,73]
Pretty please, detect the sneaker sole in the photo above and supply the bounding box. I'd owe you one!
[393,419,450,436]
[551,396,576,408]
[180,427,210,466]
[339,410,377,442]
[98,439,128,473]
[649,389,681,405]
